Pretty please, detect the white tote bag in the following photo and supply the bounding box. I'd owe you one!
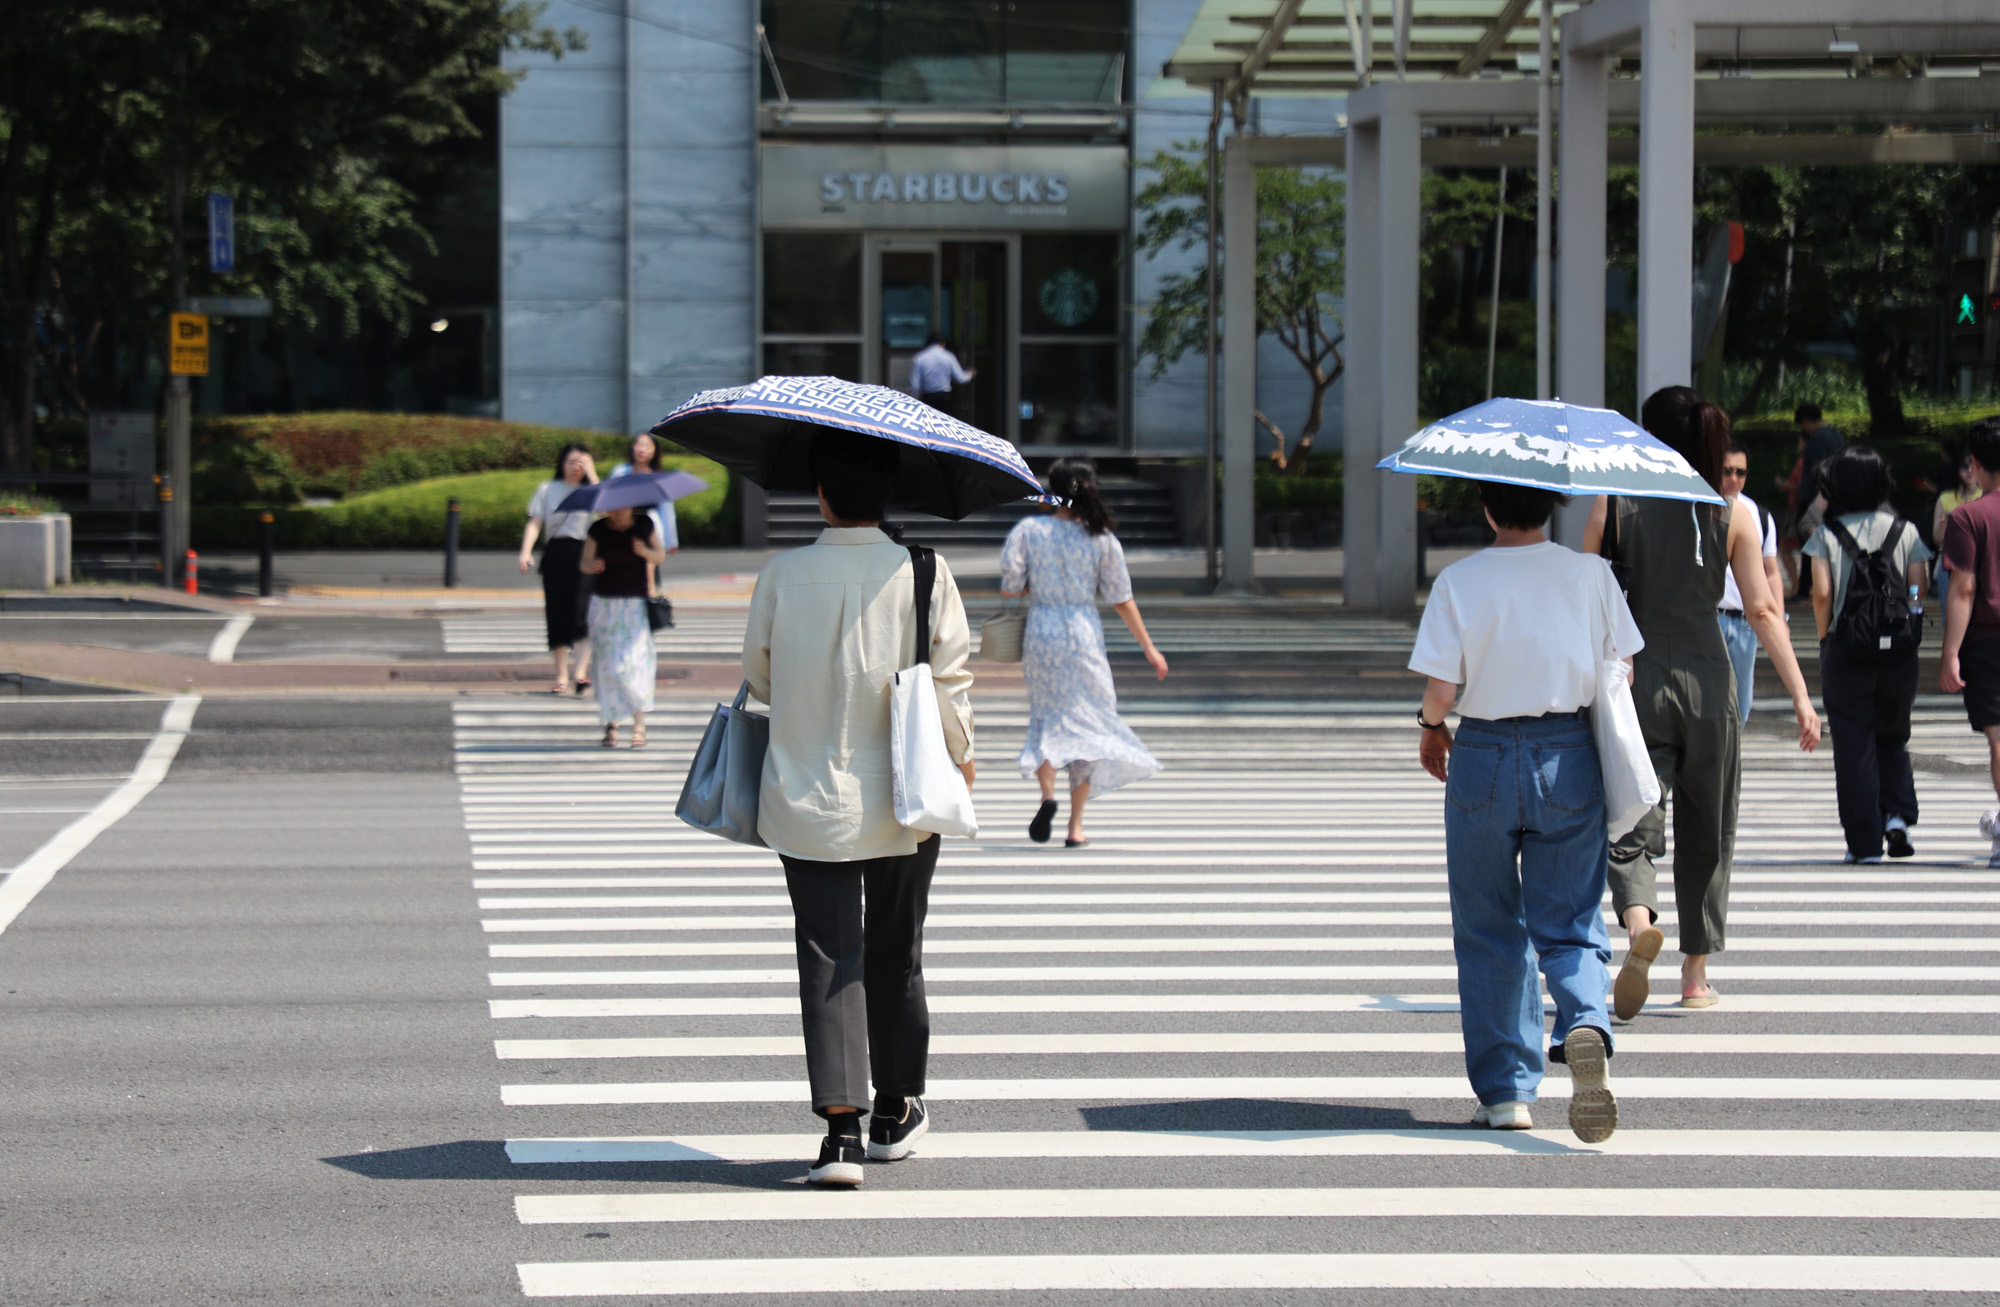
[1593,657,1660,841]
[890,546,978,838]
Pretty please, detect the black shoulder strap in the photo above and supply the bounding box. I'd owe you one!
[908,544,936,667]
[1823,515,1869,564]
[1600,495,1620,563]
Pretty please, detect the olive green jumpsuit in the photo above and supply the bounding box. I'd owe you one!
[1606,496,1740,956]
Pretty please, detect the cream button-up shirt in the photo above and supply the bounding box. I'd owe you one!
[744,527,975,863]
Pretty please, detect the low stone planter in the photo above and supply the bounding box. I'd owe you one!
[0,515,71,588]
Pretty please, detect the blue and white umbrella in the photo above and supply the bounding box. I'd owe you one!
[555,471,708,514]
[652,376,1053,520]
[1376,398,1724,505]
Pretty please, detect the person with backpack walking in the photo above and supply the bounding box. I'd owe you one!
[1806,446,1932,863]
[1939,418,2000,865]
[1585,388,1821,1017]
[1718,442,1785,724]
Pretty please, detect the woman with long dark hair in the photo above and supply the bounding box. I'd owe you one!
[1000,459,1167,847]
[518,442,598,694]
[609,431,681,599]
[1803,445,1931,861]
[1585,387,1820,1017]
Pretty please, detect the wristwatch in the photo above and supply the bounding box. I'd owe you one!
[1417,710,1448,731]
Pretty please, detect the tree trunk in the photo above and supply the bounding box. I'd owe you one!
[1855,317,1906,435]
[1287,378,1328,476]
[1,309,35,474]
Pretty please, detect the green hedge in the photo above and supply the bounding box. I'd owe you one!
[191,461,736,550]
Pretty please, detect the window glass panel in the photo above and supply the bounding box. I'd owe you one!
[1020,343,1119,446]
[763,233,862,334]
[1005,0,1126,103]
[762,1,881,101]
[764,340,862,382]
[881,1,1001,103]
[1021,233,1119,336]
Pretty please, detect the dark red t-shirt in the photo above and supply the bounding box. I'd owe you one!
[1942,492,2000,643]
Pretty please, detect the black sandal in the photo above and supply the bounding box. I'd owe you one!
[574,678,590,695]
[1028,800,1058,844]
[1065,837,1090,849]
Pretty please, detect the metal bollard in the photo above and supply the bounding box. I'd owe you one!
[443,496,461,588]
[184,549,198,595]
[258,512,275,597]
[157,476,174,588]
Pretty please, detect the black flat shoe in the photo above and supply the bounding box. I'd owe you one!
[1065,837,1089,849]
[1028,800,1057,844]
[573,678,590,695]
[1885,825,1915,858]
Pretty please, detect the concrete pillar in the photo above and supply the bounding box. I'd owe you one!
[1221,136,1258,593]
[1376,96,1421,612]
[1553,46,1609,549]
[1636,3,1696,409]
[1342,123,1381,609]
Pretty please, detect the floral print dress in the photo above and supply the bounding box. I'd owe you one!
[999,515,1161,793]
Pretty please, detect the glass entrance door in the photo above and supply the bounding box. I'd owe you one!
[870,237,1009,438]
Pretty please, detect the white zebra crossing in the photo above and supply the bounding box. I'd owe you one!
[451,694,2000,1300]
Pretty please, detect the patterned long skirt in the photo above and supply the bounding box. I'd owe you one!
[1016,600,1161,794]
[587,595,655,725]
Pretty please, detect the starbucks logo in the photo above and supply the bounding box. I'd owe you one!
[1038,268,1100,328]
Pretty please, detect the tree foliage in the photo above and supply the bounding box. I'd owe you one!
[0,1,583,472]
[1134,147,1346,475]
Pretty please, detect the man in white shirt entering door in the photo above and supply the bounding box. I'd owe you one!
[909,333,974,417]
[743,427,976,1188]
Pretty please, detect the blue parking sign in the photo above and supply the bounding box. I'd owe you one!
[207,193,234,273]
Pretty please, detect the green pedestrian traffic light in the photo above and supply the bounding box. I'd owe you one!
[1958,292,1978,326]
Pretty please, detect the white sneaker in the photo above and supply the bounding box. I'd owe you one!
[1472,1100,1533,1130]
[1982,810,2000,867]
[1841,852,1884,865]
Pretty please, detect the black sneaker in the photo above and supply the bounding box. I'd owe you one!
[807,1134,865,1187]
[866,1097,929,1161]
[1028,800,1058,844]
[1885,824,1915,859]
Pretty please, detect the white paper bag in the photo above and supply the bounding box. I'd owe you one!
[1593,658,1660,841]
[889,662,978,838]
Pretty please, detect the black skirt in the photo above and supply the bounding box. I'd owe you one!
[539,537,593,650]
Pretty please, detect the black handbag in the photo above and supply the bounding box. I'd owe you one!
[646,595,675,631]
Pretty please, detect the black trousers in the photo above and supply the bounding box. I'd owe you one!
[538,537,591,650]
[779,835,940,1116]
[1819,639,1920,859]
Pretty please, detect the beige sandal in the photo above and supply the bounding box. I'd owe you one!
[1680,985,1720,1009]
[630,725,647,750]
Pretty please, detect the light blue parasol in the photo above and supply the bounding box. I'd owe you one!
[1375,398,1724,504]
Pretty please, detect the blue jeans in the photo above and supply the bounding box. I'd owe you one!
[1718,610,1756,724]
[1444,714,1614,1105]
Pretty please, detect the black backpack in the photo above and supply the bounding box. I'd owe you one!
[1824,516,1920,663]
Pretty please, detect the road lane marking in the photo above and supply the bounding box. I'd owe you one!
[478,910,2000,930]
[514,1186,2000,1225]
[476,890,2000,907]
[493,1032,2000,1060]
[499,1075,2000,1106]
[514,1252,2000,1297]
[0,696,200,937]
[502,1128,2000,1164]
[205,613,254,663]
[485,935,2000,959]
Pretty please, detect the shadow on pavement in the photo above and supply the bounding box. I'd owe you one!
[321,1141,799,1187]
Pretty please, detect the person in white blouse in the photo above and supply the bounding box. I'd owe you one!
[1409,479,1644,1144]
[517,443,597,694]
[743,427,975,1189]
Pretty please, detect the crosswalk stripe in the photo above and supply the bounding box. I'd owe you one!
[488,992,2000,1018]
[485,936,2000,958]
[514,1252,2000,1296]
[513,1186,2000,1225]
[491,1032,2000,1060]
[475,889,2000,907]
[501,1128,2000,1164]
[479,910,2000,930]
[485,962,2000,986]
[500,1076,2000,1106]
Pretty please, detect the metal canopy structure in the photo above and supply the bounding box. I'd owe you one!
[1165,0,2000,604]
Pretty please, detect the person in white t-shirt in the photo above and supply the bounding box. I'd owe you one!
[1717,443,1784,723]
[1408,479,1645,1143]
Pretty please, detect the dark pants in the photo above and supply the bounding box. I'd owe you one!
[917,390,957,418]
[779,835,940,1116]
[1820,639,1920,859]
[538,537,591,650]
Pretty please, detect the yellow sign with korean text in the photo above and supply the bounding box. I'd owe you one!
[169,312,209,375]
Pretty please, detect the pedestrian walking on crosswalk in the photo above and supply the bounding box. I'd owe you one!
[743,430,977,1187]
[1002,459,1165,848]
[580,507,664,749]
[1410,480,1639,1142]
[519,443,598,695]
[1938,416,2000,865]
[1802,445,1930,863]
[1587,388,1822,1016]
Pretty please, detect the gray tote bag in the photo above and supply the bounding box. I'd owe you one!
[675,680,769,846]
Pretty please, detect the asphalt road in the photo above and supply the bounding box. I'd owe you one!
[1,670,1996,1302]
